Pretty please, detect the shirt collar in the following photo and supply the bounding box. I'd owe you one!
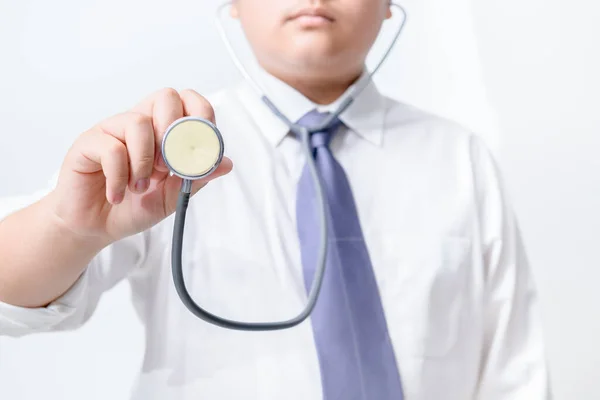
[234,64,386,147]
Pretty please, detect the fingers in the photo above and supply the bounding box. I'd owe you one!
[179,89,216,124]
[163,156,234,215]
[77,132,130,204]
[132,88,216,169]
[72,88,221,207]
[192,155,233,190]
[164,156,233,196]
[206,156,234,183]
[95,112,156,195]
[124,114,155,193]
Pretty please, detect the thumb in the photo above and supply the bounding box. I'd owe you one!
[163,156,233,215]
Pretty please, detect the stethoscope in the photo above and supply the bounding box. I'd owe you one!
[161,2,408,331]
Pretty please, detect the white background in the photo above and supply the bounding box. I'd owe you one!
[0,0,598,399]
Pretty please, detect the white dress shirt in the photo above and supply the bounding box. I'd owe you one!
[0,68,551,399]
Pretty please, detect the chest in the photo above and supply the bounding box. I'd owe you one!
[141,129,485,399]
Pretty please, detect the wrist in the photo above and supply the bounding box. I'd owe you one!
[41,191,112,252]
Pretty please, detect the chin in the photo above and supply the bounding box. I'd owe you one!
[290,32,340,52]
[285,40,343,67]
[282,56,337,77]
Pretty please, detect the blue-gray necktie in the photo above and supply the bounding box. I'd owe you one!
[295,110,404,399]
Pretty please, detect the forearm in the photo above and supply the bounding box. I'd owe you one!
[0,193,107,308]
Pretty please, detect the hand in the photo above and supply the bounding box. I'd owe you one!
[49,88,233,244]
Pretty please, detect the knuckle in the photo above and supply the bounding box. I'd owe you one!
[179,88,199,98]
[127,112,151,129]
[77,128,97,147]
[197,100,216,121]
[107,140,126,159]
[81,127,96,139]
[158,87,180,102]
[202,102,216,121]
[181,89,215,119]
[125,113,154,144]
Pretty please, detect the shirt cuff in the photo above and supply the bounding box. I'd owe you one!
[0,267,90,337]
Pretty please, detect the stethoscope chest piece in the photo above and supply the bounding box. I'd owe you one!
[162,117,225,184]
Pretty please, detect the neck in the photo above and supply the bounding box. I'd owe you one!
[262,64,364,105]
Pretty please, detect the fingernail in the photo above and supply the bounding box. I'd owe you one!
[113,192,124,204]
[135,178,149,193]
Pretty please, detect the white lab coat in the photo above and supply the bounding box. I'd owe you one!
[0,69,551,399]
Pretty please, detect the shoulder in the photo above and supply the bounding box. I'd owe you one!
[381,95,502,188]
[384,95,495,156]
[382,96,480,145]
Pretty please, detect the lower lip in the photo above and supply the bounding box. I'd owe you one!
[292,15,333,28]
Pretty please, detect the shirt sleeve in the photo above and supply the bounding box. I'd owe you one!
[0,174,149,337]
[470,137,553,399]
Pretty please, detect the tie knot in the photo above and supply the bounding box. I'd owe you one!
[294,110,343,149]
